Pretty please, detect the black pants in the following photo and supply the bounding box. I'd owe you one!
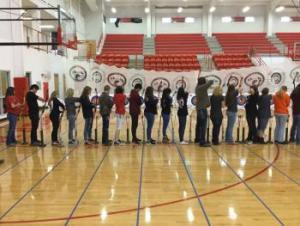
[211,116,223,144]
[29,113,39,143]
[131,114,139,140]
[102,115,110,144]
[50,114,60,142]
[246,114,257,141]
[178,116,187,142]
[196,109,208,145]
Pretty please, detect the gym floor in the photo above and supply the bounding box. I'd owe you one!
[0,112,299,226]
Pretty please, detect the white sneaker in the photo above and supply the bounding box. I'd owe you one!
[180,141,189,145]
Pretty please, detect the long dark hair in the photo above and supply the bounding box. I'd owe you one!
[144,86,154,101]
[250,85,259,97]
[293,84,300,96]
[225,84,236,106]
[162,88,171,100]
[5,87,15,98]
[80,86,92,99]
[177,87,187,100]
[115,86,124,94]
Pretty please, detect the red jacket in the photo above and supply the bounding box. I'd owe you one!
[113,93,126,115]
[273,92,290,115]
[129,89,142,115]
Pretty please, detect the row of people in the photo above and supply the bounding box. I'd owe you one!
[3,80,300,149]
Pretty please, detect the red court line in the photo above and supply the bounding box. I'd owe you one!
[0,145,281,224]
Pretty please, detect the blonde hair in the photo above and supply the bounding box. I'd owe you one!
[213,86,223,96]
[48,91,58,105]
[66,88,74,98]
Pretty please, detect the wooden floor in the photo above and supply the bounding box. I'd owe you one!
[0,113,299,226]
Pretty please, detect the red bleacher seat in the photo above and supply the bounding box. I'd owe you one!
[213,54,253,70]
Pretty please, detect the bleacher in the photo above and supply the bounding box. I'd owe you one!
[144,55,200,72]
[155,34,211,55]
[276,33,300,59]
[214,33,279,55]
[95,54,129,68]
[101,34,144,55]
[213,54,253,70]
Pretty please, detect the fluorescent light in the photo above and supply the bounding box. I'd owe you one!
[145,7,150,13]
[245,16,255,22]
[242,6,250,13]
[162,17,172,23]
[222,16,232,23]
[40,25,55,29]
[281,16,291,22]
[209,6,216,13]
[275,6,285,12]
[111,7,117,13]
[177,7,183,13]
[109,17,117,23]
[185,17,195,23]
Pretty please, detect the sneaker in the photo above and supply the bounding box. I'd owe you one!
[84,141,93,145]
[52,142,64,147]
[212,141,220,145]
[162,137,169,144]
[132,139,141,145]
[146,139,156,145]
[278,141,288,145]
[0,159,4,164]
[199,143,211,147]
[31,141,41,146]
[114,140,121,145]
[68,140,76,145]
[247,141,253,145]
[180,141,189,145]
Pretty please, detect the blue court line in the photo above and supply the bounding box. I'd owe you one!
[245,145,300,186]
[135,143,145,226]
[210,145,285,226]
[0,144,79,220]
[175,143,212,226]
[64,147,111,226]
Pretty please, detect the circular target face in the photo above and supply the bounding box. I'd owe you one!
[174,77,188,90]
[224,72,243,87]
[290,66,300,84]
[151,78,170,92]
[270,72,282,85]
[204,75,222,91]
[91,68,104,84]
[107,72,127,87]
[244,72,265,87]
[237,95,247,106]
[69,65,87,81]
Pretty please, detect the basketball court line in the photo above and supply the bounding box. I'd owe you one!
[175,143,211,225]
[0,120,82,178]
[0,143,280,224]
[64,147,111,226]
[135,143,145,226]
[210,145,285,226]
[0,143,81,221]
[244,145,300,186]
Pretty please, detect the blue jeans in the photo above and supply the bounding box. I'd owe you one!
[145,112,155,140]
[258,117,269,135]
[6,113,18,145]
[294,115,300,144]
[226,111,237,142]
[178,116,187,142]
[68,115,76,141]
[196,109,208,145]
[162,113,170,137]
[84,117,93,141]
[274,115,288,142]
[290,114,298,141]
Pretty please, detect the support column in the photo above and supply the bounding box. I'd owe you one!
[266,11,273,37]
[207,12,213,37]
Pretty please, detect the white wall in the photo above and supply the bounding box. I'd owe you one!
[272,14,300,33]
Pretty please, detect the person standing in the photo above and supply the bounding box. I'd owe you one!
[290,84,300,145]
[195,77,213,147]
[129,84,143,144]
[113,86,126,145]
[225,84,242,144]
[65,88,81,145]
[144,86,158,144]
[257,88,272,144]
[161,88,172,144]
[26,84,45,146]
[210,86,224,145]
[245,86,259,144]
[5,87,22,146]
[273,86,290,144]
[48,91,65,146]
[80,86,95,145]
[99,85,114,146]
[177,87,189,144]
